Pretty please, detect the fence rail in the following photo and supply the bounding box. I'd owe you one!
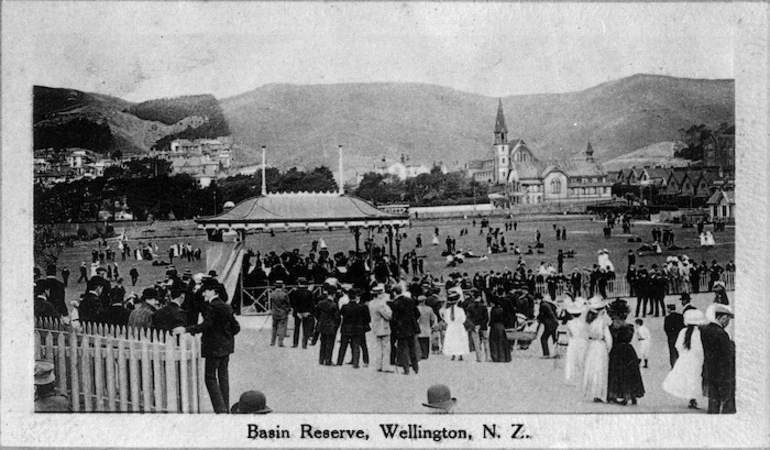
[240,272,735,315]
[34,318,202,413]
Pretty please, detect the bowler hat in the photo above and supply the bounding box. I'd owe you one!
[422,384,457,410]
[200,278,219,291]
[208,270,218,278]
[141,288,157,300]
[680,293,692,301]
[231,390,272,414]
[34,360,55,385]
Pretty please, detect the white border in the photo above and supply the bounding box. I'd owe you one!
[1,2,768,448]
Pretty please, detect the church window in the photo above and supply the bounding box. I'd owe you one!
[550,178,561,194]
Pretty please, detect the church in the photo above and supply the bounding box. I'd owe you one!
[470,100,613,208]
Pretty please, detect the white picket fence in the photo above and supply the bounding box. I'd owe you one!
[34,319,203,413]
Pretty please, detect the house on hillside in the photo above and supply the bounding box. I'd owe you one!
[638,167,671,186]
[706,190,735,223]
[379,162,434,180]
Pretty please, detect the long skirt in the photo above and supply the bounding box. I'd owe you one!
[583,340,609,400]
[607,344,645,400]
[564,338,588,385]
[488,323,511,362]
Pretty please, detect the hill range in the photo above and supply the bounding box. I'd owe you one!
[33,74,734,173]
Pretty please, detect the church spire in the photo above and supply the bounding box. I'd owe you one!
[585,141,594,161]
[494,98,508,145]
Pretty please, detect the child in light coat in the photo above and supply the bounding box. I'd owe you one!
[633,319,651,368]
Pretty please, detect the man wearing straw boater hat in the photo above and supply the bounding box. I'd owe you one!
[174,277,241,414]
[34,360,71,412]
[368,284,394,373]
[422,384,457,414]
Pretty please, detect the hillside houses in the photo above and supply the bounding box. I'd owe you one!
[151,136,233,187]
[610,164,734,207]
[33,148,123,186]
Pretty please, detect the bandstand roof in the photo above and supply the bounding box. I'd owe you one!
[195,192,410,231]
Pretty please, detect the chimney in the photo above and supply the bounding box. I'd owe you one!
[261,146,267,196]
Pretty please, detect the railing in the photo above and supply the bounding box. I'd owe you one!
[238,272,735,314]
[241,285,324,316]
[533,271,735,300]
[34,318,202,413]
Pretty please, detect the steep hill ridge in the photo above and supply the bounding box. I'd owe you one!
[221,74,734,171]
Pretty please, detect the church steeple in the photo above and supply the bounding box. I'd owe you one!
[494,98,508,144]
[585,141,594,161]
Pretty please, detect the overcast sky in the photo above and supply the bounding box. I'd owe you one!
[8,2,735,102]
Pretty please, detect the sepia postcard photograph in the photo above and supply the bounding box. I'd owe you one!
[1,1,767,448]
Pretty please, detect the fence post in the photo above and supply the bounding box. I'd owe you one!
[141,340,151,412]
[179,335,190,413]
[93,335,104,411]
[105,337,117,412]
[68,331,80,412]
[117,339,128,412]
[152,342,163,411]
[165,338,178,412]
[129,338,140,412]
[80,334,92,412]
[191,336,200,413]
[57,332,67,394]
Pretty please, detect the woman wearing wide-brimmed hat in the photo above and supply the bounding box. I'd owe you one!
[606,298,645,405]
[582,296,612,402]
[563,297,588,385]
[441,291,469,361]
[662,309,707,409]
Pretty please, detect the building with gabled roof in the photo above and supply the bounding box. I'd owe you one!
[472,100,612,208]
[706,189,735,222]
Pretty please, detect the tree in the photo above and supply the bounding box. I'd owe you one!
[34,225,65,269]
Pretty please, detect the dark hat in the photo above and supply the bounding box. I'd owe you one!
[230,390,272,414]
[141,288,157,300]
[200,278,219,291]
[422,384,457,410]
[680,293,692,301]
[34,360,55,385]
[170,288,186,299]
[46,264,57,276]
[208,270,218,278]
[86,278,103,291]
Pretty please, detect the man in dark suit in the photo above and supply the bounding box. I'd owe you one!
[100,292,131,328]
[86,267,112,308]
[649,265,666,317]
[79,279,104,325]
[39,265,68,319]
[537,296,559,358]
[336,289,368,368]
[700,304,735,414]
[634,265,649,317]
[173,279,240,414]
[680,292,696,314]
[153,288,188,331]
[663,304,684,368]
[466,291,490,362]
[315,285,340,366]
[391,286,421,375]
[569,268,582,297]
[290,278,315,349]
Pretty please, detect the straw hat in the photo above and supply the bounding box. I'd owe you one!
[34,360,55,385]
[683,309,707,326]
[587,296,606,310]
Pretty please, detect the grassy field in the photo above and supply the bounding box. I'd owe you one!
[56,216,735,304]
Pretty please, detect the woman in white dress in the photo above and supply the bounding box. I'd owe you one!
[704,231,715,247]
[564,298,589,385]
[431,234,440,245]
[662,309,707,409]
[441,291,469,361]
[583,297,613,402]
[699,232,707,247]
